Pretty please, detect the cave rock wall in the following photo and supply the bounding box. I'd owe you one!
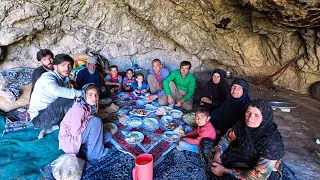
[0,0,319,93]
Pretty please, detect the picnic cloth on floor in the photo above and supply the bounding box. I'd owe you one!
[0,115,63,180]
[103,92,184,164]
[40,144,207,180]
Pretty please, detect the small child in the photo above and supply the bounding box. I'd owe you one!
[105,65,122,94]
[132,73,149,94]
[122,69,136,92]
[177,106,216,153]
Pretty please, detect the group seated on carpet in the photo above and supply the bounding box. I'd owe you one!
[19,49,295,179]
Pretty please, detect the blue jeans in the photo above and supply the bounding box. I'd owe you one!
[179,140,199,153]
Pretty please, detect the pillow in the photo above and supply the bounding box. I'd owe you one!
[0,84,31,112]
[70,53,89,68]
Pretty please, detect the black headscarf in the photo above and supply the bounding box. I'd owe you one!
[222,100,285,168]
[237,100,284,160]
[204,69,230,107]
[210,78,251,136]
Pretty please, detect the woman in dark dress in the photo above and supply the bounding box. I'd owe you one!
[210,78,250,138]
[200,69,230,111]
[201,99,285,180]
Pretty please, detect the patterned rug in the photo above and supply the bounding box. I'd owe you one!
[41,144,206,180]
[83,144,206,180]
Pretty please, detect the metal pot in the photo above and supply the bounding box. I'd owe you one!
[226,71,232,78]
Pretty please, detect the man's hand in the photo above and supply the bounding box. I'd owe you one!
[168,95,174,106]
[146,94,157,102]
[175,100,184,107]
[211,162,229,176]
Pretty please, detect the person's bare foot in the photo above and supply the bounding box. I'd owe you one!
[37,125,59,139]
[176,145,183,151]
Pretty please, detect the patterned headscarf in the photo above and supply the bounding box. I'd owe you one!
[80,83,99,115]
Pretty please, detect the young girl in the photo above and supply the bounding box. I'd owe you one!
[177,106,216,153]
[59,83,111,161]
[132,73,149,94]
[122,69,136,92]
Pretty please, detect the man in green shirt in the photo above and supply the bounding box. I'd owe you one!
[160,61,196,110]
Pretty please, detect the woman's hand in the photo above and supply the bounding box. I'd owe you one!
[213,151,222,164]
[141,89,147,93]
[135,89,141,93]
[201,97,212,104]
[211,162,230,176]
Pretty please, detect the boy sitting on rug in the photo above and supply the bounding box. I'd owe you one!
[105,65,122,94]
[132,73,149,95]
[122,69,135,92]
[177,106,216,153]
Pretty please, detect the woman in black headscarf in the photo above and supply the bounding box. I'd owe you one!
[201,69,230,111]
[201,99,285,180]
[210,78,250,138]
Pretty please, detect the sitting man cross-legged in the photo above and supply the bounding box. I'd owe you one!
[28,54,82,139]
[161,61,196,110]
[146,59,170,102]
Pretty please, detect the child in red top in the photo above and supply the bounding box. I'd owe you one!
[105,65,122,94]
[177,106,216,153]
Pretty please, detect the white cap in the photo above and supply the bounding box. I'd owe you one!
[86,56,97,64]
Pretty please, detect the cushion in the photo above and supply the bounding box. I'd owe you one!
[70,53,89,68]
[0,84,31,112]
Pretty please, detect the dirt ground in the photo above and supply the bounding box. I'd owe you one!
[193,72,320,180]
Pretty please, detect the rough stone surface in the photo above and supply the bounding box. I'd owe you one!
[0,0,320,93]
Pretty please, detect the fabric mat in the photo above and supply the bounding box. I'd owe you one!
[41,144,206,180]
[0,115,63,180]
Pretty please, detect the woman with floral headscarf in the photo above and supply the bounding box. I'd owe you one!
[201,69,230,111]
[59,83,110,161]
[201,99,285,180]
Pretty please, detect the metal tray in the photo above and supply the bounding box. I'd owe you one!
[269,101,298,109]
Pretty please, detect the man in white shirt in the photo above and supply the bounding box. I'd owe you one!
[29,54,82,139]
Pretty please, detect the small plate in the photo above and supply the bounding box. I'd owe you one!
[127,117,142,127]
[99,98,112,105]
[129,109,149,116]
[162,131,180,142]
[168,109,183,118]
[116,109,129,116]
[117,93,130,99]
[182,112,197,126]
[145,104,158,111]
[125,131,144,144]
[160,115,173,123]
[116,100,127,107]
[142,118,159,131]
[103,123,118,135]
[136,99,147,106]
